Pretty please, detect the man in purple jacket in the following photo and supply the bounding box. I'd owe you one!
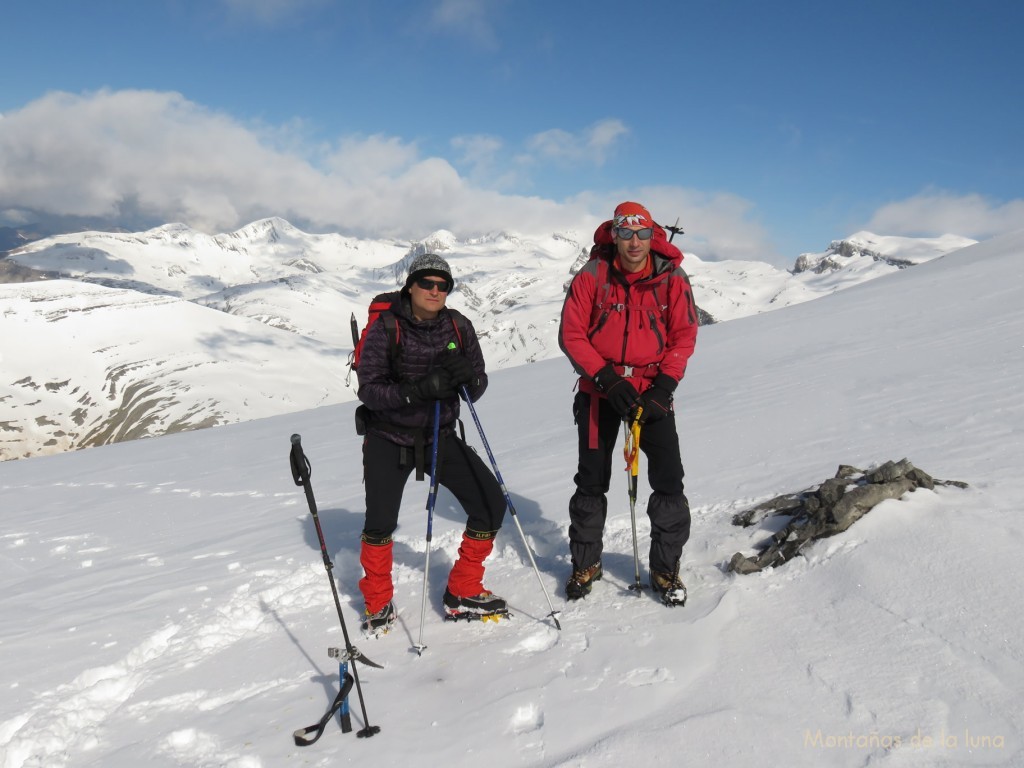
[355,253,507,637]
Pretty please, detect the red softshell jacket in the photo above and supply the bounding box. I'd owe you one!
[559,220,698,402]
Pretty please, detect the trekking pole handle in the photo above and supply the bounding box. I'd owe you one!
[289,434,311,486]
[623,409,642,476]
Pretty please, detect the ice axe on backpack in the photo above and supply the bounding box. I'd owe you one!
[659,215,684,241]
[345,312,360,388]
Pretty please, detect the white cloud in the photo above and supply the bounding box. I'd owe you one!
[524,119,629,167]
[451,134,503,170]
[0,89,777,262]
[0,208,31,225]
[324,134,422,181]
[0,90,324,232]
[865,190,1024,240]
[448,134,526,190]
[219,0,331,24]
[428,0,500,48]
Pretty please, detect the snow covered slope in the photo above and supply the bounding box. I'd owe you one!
[1,229,1021,767]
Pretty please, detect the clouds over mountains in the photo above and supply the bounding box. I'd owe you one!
[1,89,1018,265]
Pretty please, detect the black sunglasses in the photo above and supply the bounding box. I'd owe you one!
[614,226,654,241]
[414,277,451,293]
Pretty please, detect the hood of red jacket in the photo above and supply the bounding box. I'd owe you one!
[592,220,684,268]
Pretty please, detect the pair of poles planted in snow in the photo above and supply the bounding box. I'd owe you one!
[414,367,562,655]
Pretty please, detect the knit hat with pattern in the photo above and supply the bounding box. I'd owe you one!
[405,253,454,292]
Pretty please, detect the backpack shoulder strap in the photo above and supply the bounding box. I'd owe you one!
[589,258,616,327]
[380,311,401,377]
[446,308,470,352]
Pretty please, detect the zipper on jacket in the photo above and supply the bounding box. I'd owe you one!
[647,309,665,353]
[619,286,630,363]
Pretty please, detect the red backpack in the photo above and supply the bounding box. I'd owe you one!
[348,291,470,380]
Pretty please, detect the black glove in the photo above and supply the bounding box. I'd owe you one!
[593,364,640,420]
[637,373,677,423]
[438,354,478,388]
[399,368,456,405]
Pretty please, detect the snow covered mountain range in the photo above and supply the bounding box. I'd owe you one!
[0,219,975,460]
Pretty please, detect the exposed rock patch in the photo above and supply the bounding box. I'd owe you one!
[728,460,967,574]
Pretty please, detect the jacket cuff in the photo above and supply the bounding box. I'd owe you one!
[652,372,678,393]
[593,364,617,392]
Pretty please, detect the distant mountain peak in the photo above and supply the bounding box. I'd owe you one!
[413,230,458,253]
[221,217,305,244]
[793,231,977,274]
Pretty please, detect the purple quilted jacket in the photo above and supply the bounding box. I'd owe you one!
[356,293,487,446]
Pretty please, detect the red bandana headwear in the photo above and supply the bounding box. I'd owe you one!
[613,201,653,228]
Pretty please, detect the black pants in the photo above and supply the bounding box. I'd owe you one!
[569,391,691,574]
[362,431,506,542]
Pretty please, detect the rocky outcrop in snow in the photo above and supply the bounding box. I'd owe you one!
[728,460,967,574]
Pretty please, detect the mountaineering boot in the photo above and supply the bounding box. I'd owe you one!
[446,531,494,596]
[565,561,603,600]
[650,566,687,607]
[361,600,397,638]
[444,531,508,620]
[443,587,508,616]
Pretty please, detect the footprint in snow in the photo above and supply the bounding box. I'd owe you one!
[621,667,673,687]
[505,628,559,656]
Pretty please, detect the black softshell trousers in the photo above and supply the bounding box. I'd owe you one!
[362,430,506,542]
[568,391,691,574]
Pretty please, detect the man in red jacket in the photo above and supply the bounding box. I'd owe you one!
[558,201,698,605]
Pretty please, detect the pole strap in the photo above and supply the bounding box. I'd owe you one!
[293,671,355,747]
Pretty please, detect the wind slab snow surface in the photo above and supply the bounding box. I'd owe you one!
[2,232,1023,767]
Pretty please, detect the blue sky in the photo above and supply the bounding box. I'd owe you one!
[2,0,1022,267]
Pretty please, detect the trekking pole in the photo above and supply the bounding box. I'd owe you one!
[458,383,562,630]
[288,434,381,744]
[623,409,645,594]
[413,400,443,656]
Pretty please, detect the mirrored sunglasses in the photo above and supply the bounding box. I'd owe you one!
[414,277,451,293]
[614,226,654,241]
